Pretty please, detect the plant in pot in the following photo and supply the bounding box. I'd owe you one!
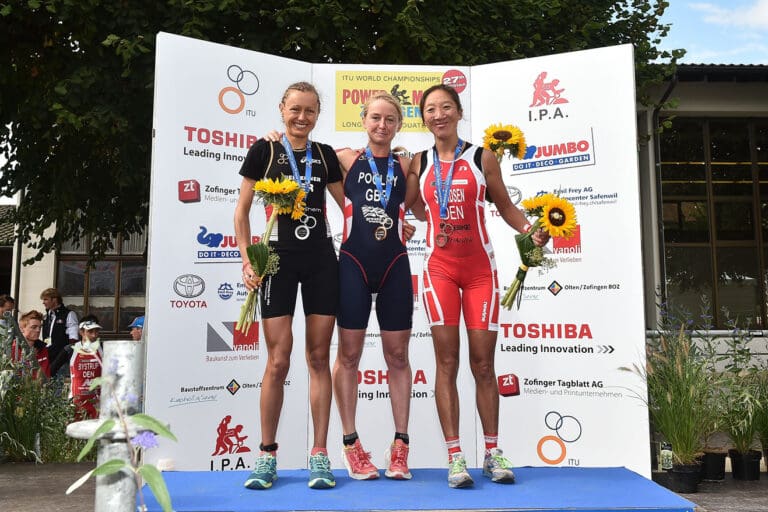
[626,323,710,493]
[722,371,763,480]
[750,369,768,474]
[697,328,728,481]
[720,318,763,481]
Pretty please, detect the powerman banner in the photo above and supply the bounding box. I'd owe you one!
[146,32,649,477]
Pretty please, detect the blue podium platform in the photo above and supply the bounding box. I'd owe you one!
[141,467,697,512]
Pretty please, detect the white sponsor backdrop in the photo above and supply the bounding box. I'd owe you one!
[146,33,649,477]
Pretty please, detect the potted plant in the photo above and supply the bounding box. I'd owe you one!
[720,319,763,481]
[755,371,768,470]
[722,371,763,480]
[697,330,728,481]
[626,323,710,493]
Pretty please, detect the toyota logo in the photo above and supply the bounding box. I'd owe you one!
[174,274,205,298]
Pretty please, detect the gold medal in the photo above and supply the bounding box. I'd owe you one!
[374,225,388,241]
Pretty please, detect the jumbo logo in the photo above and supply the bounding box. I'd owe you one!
[511,129,596,175]
[196,226,258,261]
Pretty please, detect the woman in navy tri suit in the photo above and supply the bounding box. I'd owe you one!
[332,93,420,481]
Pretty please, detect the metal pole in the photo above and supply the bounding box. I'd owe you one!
[67,339,144,512]
[95,339,144,512]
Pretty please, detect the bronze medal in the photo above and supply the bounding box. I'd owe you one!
[375,225,388,241]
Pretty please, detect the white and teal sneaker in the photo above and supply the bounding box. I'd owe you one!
[308,452,336,489]
[244,453,277,490]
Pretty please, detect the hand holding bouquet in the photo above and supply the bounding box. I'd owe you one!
[236,176,306,334]
[501,194,577,310]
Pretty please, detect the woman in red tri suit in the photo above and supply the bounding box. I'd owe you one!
[409,84,548,488]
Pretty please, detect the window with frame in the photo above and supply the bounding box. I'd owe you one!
[660,117,768,329]
[57,230,147,336]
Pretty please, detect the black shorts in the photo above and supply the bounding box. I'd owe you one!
[260,242,339,318]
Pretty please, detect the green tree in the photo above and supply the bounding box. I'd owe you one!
[0,0,683,262]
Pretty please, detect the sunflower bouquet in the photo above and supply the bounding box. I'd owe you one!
[501,194,577,310]
[236,176,306,334]
[483,123,526,163]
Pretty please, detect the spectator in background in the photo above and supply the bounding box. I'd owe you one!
[0,295,16,347]
[0,294,15,316]
[69,315,103,420]
[11,310,51,379]
[40,288,78,377]
[128,315,144,341]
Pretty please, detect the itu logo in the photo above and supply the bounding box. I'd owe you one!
[218,64,259,115]
[537,411,583,466]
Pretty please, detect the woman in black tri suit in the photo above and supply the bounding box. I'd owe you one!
[235,81,343,491]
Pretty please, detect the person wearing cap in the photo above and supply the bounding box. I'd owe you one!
[128,315,144,341]
[69,315,103,420]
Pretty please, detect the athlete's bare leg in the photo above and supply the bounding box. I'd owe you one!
[305,314,335,448]
[260,315,294,445]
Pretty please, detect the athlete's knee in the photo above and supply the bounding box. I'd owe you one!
[264,359,291,380]
[306,351,331,373]
[384,348,409,371]
[469,359,495,382]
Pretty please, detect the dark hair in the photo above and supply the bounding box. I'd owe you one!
[80,313,99,325]
[0,294,15,307]
[281,81,321,113]
[419,84,463,122]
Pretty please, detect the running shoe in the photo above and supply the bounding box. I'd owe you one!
[447,452,474,488]
[342,439,380,480]
[384,439,412,480]
[483,447,516,483]
[308,452,336,489]
[243,453,277,490]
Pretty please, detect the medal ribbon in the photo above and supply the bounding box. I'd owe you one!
[364,147,394,210]
[432,139,464,219]
[281,134,313,192]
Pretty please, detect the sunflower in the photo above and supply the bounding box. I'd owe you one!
[290,189,306,220]
[540,196,577,238]
[520,193,552,214]
[483,123,527,160]
[253,176,303,211]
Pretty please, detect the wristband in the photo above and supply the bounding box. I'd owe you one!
[522,223,532,233]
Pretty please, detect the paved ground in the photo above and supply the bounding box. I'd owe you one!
[1,462,768,511]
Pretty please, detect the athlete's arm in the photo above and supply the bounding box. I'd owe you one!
[482,150,549,246]
[327,181,345,211]
[407,152,426,221]
[234,176,260,291]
